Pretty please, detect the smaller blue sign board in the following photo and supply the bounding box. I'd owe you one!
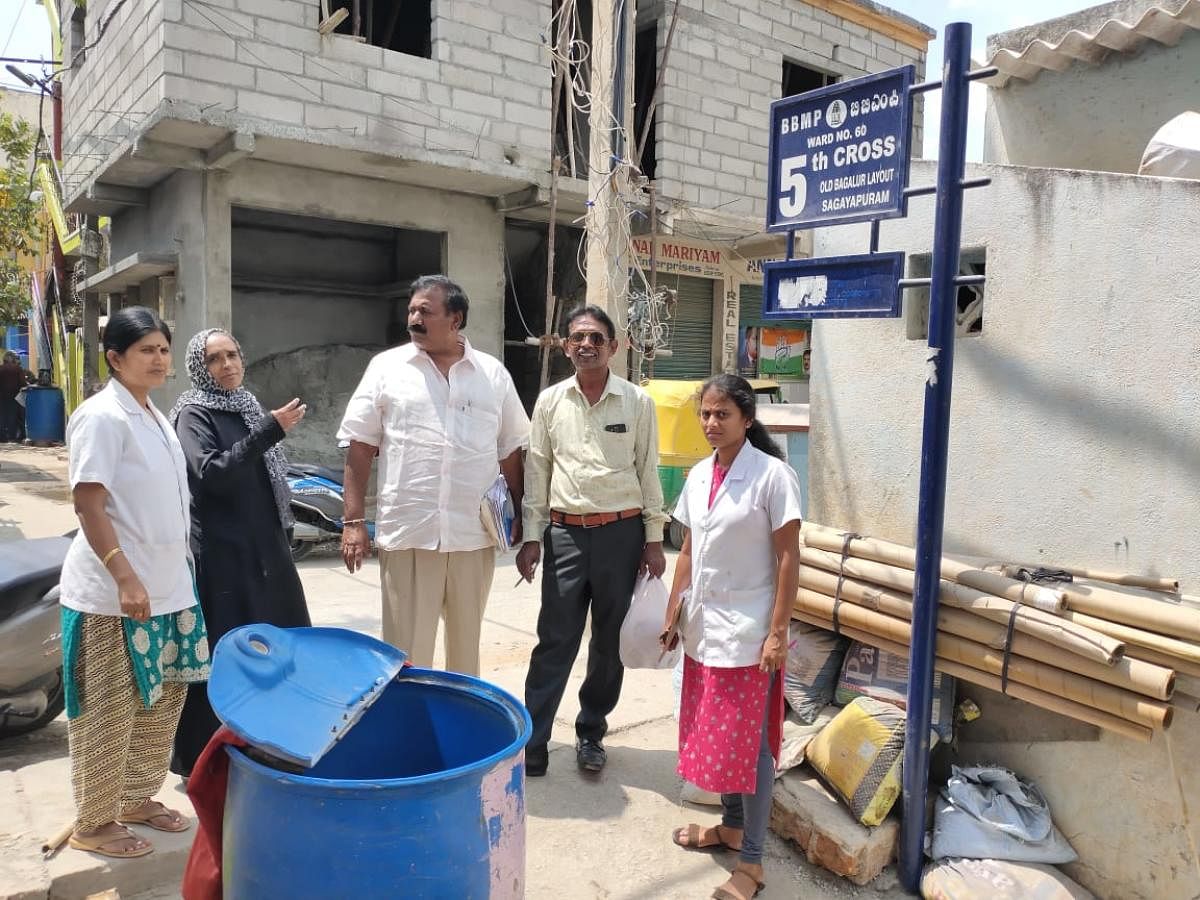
[761,253,905,319]
[766,67,914,231]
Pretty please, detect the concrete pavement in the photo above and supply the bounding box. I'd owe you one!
[0,447,904,899]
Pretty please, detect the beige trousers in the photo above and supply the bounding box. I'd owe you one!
[378,546,497,676]
[68,614,187,831]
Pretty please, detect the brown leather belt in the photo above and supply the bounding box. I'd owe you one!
[550,508,642,528]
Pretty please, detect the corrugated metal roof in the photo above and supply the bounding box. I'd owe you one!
[983,0,1200,86]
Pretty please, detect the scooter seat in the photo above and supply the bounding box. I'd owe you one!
[0,536,72,597]
[286,464,343,485]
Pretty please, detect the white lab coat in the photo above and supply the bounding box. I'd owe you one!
[59,379,194,617]
[674,442,803,668]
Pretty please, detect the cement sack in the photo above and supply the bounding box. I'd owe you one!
[930,766,1077,864]
[921,858,1095,900]
[835,640,954,742]
[619,573,679,669]
[777,704,838,774]
[806,696,910,827]
[783,621,849,724]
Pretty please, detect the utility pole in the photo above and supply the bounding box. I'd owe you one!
[584,0,635,374]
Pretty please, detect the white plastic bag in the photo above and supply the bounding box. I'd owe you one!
[619,573,679,669]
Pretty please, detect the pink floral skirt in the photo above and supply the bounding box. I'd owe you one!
[677,653,785,795]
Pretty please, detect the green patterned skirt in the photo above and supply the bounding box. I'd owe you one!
[62,604,212,718]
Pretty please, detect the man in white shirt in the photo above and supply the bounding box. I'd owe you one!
[338,275,529,676]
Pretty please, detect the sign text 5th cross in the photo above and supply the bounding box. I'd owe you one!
[767,67,914,231]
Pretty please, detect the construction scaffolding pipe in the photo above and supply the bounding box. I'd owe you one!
[803,526,1066,612]
[790,610,1154,744]
[795,567,1169,698]
[796,545,1111,657]
[793,589,1173,731]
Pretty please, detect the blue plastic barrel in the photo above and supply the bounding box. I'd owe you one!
[222,668,532,899]
[24,387,65,443]
[4,325,27,355]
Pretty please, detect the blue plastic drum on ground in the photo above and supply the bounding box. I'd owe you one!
[210,626,532,900]
[24,386,65,443]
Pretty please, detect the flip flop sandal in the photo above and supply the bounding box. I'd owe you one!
[69,825,154,859]
[711,867,765,900]
[671,823,741,852]
[118,801,191,833]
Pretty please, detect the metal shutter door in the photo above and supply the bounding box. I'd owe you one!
[739,283,764,330]
[652,275,714,379]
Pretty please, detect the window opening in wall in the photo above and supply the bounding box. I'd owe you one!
[633,25,658,180]
[69,5,86,65]
[782,60,837,98]
[552,0,592,177]
[503,220,587,409]
[905,248,986,340]
[325,0,432,58]
[229,206,443,472]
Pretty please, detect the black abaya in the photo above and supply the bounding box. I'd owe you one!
[170,405,310,776]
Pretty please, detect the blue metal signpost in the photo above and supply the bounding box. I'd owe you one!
[759,21,993,895]
[899,23,978,893]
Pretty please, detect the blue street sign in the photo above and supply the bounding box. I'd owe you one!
[766,67,914,231]
[761,253,904,319]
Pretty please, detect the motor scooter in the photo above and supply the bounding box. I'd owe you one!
[287,464,375,562]
[0,535,71,739]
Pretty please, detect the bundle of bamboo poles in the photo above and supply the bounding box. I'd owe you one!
[794,523,1200,743]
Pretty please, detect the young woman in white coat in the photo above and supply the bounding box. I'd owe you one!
[662,374,802,900]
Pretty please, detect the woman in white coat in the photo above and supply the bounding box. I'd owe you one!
[662,374,802,900]
[59,307,210,859]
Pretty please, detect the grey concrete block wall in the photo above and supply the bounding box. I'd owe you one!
[163,0,552,167]
[62,0,927,226]
[61,0,168,196]
[60,0,553,197]
[651,2,928,220]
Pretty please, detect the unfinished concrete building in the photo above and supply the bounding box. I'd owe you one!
[57,0,931,463]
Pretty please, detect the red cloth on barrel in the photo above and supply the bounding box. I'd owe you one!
[182,726,248,900]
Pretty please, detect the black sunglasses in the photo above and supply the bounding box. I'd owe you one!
[567,331,608,347]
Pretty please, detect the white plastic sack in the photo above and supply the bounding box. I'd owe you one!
[930,766,1077,864]
[1138,111,1200,179]
[619,573,679,669]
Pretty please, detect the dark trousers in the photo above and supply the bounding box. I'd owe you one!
[0,396,21,442]
[524,517,645,749]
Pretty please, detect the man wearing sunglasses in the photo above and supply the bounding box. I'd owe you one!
[517,305,668,777]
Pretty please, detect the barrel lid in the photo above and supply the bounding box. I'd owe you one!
[208,624,407,769]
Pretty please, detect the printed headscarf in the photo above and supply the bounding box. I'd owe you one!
[168,328,293,528]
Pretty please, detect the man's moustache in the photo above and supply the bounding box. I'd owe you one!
[410,325,427,334]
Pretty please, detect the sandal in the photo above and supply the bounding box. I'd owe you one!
[69,824,153,859]
[118,800,191,833]
[671,823,742,852]
[711,863,765,900]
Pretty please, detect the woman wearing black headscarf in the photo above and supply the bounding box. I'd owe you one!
[167,328,311,778]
